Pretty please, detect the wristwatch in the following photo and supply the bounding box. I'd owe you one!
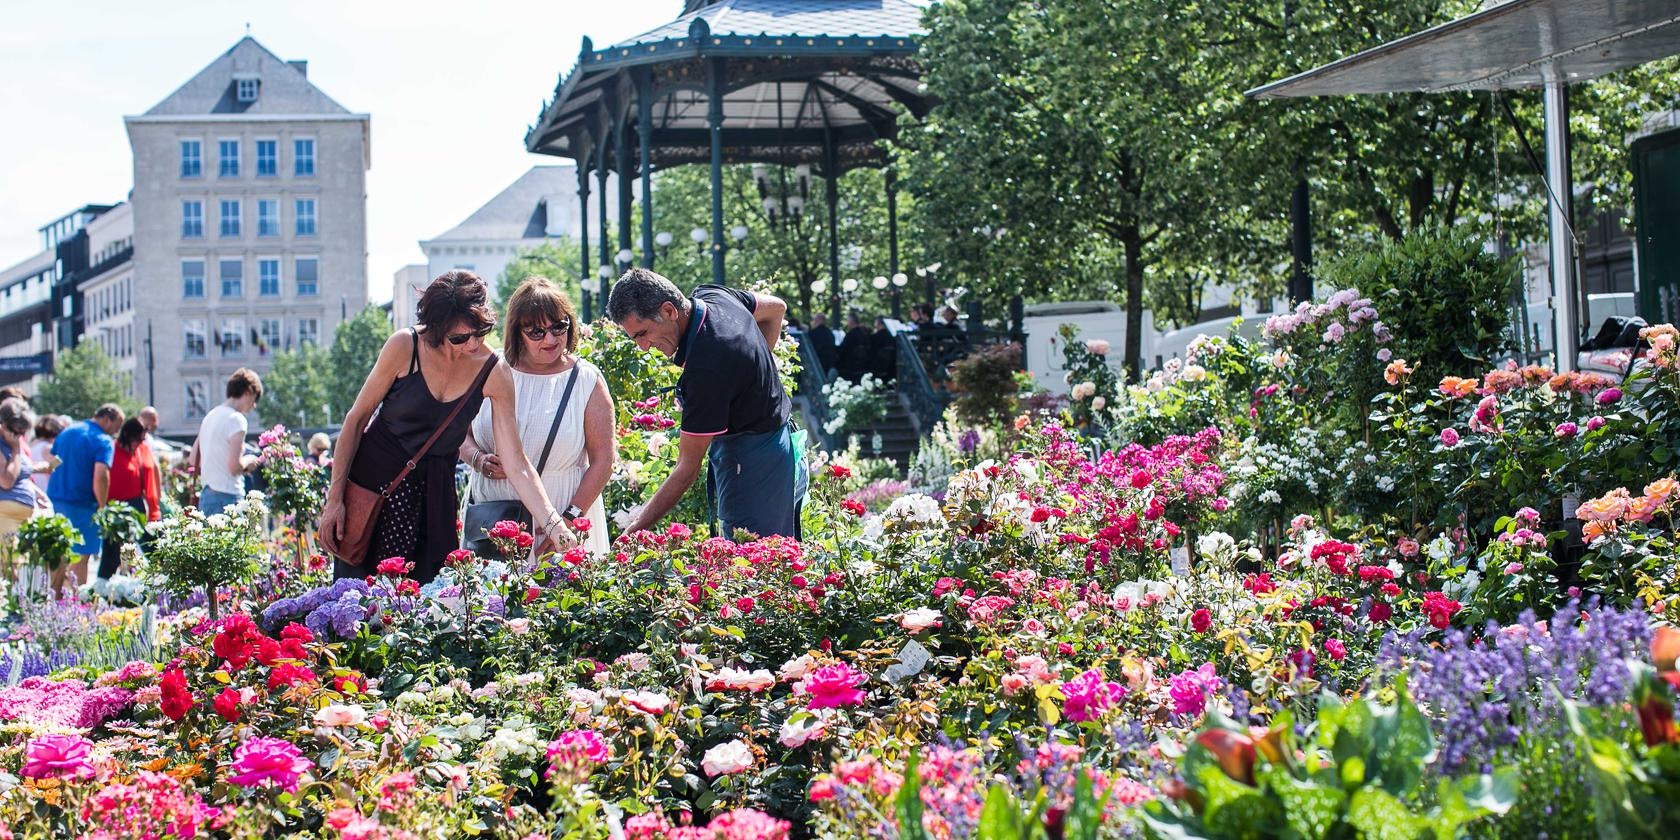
[562,504,584,521]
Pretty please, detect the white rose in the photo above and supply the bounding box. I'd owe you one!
[505,618,532,635]
[779,654,819,682]
[646,433,669,452]
[778,716,827,748]
[899,607,942,633]
[313,704,366,728]
[1091,396,1107,411]
[701,739,756,777]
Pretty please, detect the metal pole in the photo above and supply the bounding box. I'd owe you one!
[886,166,900,318]
[638,68,656,269]
[578,158,593,318]
[596,129,610,290]
[707,58,726,286]
[1290,164,1312,303]
[617,115,634,275]
[1544,79,1578,372]
[145,319,155,405]
[824,128,840,323]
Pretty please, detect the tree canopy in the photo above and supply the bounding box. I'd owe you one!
[34,342,139,419]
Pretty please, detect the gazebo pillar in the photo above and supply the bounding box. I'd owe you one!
[886,165,900,319]
[824,126,841,323]
[616,113,634,288]
[707,58,726,286]
[637,68,656,268]
[596,125,610,298]
[577,159,593,321]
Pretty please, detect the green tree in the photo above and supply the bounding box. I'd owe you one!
[259,342,332,429]
[498,239,583,308]
[326,306,391,420]
[34,342,138,418]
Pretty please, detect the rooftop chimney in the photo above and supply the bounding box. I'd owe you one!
[288,60,308,78]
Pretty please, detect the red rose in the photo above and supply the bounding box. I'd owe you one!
[572,518,592,533]
[281,623,314,644]
[445,549,474,567]
[827,464,852,479]
[515,532,535,549]
[396,579,420,597]
[160,666,193,721]
[1191,608,1213,634]
[213,686,242,722]
[488,520,523,540]
[841,499,866,517]
[375,557,412,577]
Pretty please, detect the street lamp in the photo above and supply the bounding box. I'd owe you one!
[890,272,909,319]
[754,163,811,228]
[690,227,708,259]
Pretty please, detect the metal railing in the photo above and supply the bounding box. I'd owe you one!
[793,335,842,451]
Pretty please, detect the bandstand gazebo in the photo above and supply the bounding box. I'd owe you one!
[524,0,930,318]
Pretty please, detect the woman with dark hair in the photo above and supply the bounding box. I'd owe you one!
[101,418,160,579]
[459,276,614,555]
[0,398,41,542]
[318,270,576,583]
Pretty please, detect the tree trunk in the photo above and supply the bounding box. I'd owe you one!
[1122,229,1145,382]
[206,580,218,622]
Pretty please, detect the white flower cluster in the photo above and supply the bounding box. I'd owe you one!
[821,373,889,434]
[482,716,544,763]
[883,494,943,527]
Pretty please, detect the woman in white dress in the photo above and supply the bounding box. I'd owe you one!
[459,277,614,554]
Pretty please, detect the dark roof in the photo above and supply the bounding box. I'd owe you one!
[140,36,352,117]
[617,0,923,49]
[425,166,578,242]
[525,0,929,175]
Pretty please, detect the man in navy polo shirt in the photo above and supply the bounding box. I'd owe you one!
[607,268,807,538]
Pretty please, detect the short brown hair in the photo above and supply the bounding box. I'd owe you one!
[502,276,578,367]
[227,367,263,402]
[94,404,125,423]
[416,270,495,347]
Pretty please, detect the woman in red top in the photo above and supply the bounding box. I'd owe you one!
[101,418,160,579]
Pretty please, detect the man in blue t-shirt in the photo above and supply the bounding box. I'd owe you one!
[46,403,124,592]
[607,268,806,539]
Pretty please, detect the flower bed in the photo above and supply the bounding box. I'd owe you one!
[0,313,1674,838]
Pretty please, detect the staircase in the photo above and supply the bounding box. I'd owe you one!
[854,397,919,471]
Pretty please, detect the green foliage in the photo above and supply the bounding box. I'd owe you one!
[498,240,582,308]
[256,425,327,526]
[328,306,393,420]
[1318,226,1515,379]
[1141,683,1515,840]
[140,493,267,611]
[94,501,147,547]
[34,342,138,418]
[260,342,332,429]
[820,374,890,435]
[1057,325,1121,429]
[15,514,81,571]
[1565,690,1680,839]
[949,342,1024,427]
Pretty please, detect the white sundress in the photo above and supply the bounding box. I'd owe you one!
[465,359,610,554]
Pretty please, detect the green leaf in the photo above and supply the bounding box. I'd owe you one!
[1345,788,1430,840]
[977,785,1030,840]
[1196,765,1281,840]
[896,752,933,840]
[1259,763,1346,840]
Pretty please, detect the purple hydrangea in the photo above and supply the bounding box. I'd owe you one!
[262,578,374,640]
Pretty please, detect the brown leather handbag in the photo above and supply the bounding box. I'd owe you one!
[319,355,498,566]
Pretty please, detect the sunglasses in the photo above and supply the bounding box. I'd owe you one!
[447,325,494,346]
[521,321,572,341]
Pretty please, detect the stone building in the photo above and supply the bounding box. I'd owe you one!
[125,36,369,434]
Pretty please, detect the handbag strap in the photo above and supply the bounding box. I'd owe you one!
[533,364,583,474]
[384,353,499,497]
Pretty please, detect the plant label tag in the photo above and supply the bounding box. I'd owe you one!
[1562,494,1580,521]
[884,639,931,684]
[1170,546,1190,577]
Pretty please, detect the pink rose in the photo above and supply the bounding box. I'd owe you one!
[1587,416,1607,432]
[898,607,942,633]
[227,737,311,792]
[1439,427,1460,448]
[799,663,867,709]
[623,690,671,715]
[1000,673,1030,696]
[22,733,96,781]
[546,730,610,777]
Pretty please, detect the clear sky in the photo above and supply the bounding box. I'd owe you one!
[0,0,686,302]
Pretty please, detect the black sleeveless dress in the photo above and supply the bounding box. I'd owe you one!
[335,330,496,584]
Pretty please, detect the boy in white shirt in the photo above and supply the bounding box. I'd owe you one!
[190,368,262,515]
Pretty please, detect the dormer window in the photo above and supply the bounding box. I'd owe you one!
[235,76,259,103]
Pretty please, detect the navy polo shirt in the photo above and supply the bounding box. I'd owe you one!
[673,285,790,437]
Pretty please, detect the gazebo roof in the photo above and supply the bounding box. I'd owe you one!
[525,0,929,174]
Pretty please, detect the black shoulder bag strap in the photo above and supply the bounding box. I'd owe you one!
[532,364,583,474]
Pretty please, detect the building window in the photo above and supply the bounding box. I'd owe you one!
[294,198,317,236]
[220,258,243,298]
[220,319,245,357]
[181,201,203,238]
[294,138,315,175]
[185,380,209,418]
[180,140,202,177]
[297,317,320,347]
[257,199,279,237]
[236,77,259,103]
[256,140,277,176]
[219,199,241,237]
[258,318,282,355]
[184,321,207,359]
[218,140,239,177]
[258,258,280,296]
[295,257,318,296]
[181,260,205,298]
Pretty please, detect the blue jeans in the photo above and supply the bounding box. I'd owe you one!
[199,488,241,516]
